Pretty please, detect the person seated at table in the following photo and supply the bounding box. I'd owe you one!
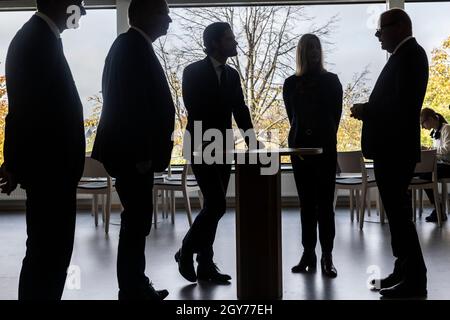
[420,107,449,222]
[283,34,343,277]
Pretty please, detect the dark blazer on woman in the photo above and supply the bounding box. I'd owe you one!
[283,71,343,153]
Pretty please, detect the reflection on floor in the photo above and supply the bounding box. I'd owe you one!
[0,207,449,300]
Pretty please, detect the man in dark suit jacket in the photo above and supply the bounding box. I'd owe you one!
[92,0,174,300]
[0,0,86,300]
[175,22,260,284]
[351,8,429,298]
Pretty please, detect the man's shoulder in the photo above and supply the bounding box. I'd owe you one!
[108,31,150,63]
[113,31,142,49]
[184,59,209,76]
[10,16,52,48]
[186,58,208,69]
[283,75,299,90]
[399,38,427,59]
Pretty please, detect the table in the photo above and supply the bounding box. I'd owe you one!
[231,148,323,299]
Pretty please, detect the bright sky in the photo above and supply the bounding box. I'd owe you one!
[0,2,449,117]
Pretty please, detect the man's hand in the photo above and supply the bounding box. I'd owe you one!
[0,164,18,195]
[350,103,366,121]
[136,160,152,175]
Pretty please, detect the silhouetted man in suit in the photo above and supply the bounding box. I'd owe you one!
[351,8,428,298]
[92,0,174,300]
[175,22,261,284]
[0,0,86,300]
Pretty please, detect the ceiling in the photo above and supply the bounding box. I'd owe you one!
[0,0,444,10]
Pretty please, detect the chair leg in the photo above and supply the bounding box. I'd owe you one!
[367,188,371,217]
[419,189,423,218]
[446,183,450,216]
[333,188,338,211]
[105,192,111,235]
[359,187,367,230]
[101,194,106,223]
[412,189,417,223]
[376,188,380,216]
[183,189,193,227]
[350,189,354,222]
[93,194,99,227]
[198,190,204,209]
[379,191,386,224]
[442,182,448,216]
[153,190,158,229]
[433,184,443,227]
[355,190,360,222]
[171,190,175,224]
[162,190,166,219]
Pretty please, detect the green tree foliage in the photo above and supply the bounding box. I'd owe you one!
[0,73,7,165]
[422,36,450,147]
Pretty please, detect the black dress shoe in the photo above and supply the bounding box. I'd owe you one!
[174,248,197,282]
[118,284,169,301]
[425,210,447,223]
[197,263,231,284]
[291,252,317,273]
[321,254,337,278]
[379,280,427,299]
[370,273,402,291]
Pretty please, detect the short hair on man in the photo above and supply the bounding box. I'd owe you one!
[382,8,413,32]
[128,0,166,24]
[203,22,232,55]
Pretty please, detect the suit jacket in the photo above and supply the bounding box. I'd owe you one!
[4,15,85,187]
[182,57,253,154]
[362,38,429,163]
[283,71,342,154]
[92,28,175,176]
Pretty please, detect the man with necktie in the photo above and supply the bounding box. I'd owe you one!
[175,22,261,284]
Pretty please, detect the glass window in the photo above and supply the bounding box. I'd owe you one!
[157,3,387,163]
[0,11,33,165]
[406,2,450,147]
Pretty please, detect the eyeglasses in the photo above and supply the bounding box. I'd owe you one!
[375,22,398,36]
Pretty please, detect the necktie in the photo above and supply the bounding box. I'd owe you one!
[219,65,227,87]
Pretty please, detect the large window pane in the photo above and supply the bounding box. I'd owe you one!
[406,2,450,147]
[155,4,387,163]
[0,11,33,165]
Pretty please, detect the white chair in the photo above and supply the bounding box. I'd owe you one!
[152,163,203,228]
[438,178,450,216]
[77,157,115,234]
[334,151,382,230]
[409,149,443,227]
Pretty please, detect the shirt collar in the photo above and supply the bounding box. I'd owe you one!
[392,36,414,55]
[35,12,61,39]
[130,26,154,51]
[209,56,225,69]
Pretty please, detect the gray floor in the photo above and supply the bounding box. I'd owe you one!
[0,207,449,300]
